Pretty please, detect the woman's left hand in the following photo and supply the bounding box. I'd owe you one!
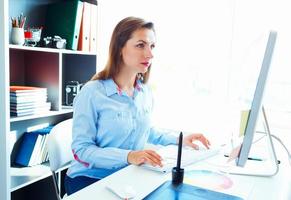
[181,133,211,150]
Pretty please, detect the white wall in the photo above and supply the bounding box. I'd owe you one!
[97,0,234,142]
[97,0,291,142]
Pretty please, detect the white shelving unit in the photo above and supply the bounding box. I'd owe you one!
[0,0,11,199]
[1,1,98,199]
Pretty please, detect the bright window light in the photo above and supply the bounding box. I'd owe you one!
[97,0,291,139]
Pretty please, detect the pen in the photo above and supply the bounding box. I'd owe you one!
[224,154,263,161]
[176,132,183,169]
[172,132,184,185]
[224,155,281,164]
[247,157,263,161]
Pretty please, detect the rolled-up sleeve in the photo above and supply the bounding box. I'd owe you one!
[147,127,177,146]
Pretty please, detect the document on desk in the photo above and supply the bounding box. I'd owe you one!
[183,168,255,200]
[144,180,244,200]
[141,145,221,173]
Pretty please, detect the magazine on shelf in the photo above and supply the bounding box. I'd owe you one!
[10,85,51,117]
[10,86,47,93]
[10,102,51,111]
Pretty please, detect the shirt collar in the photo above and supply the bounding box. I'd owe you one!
[103,78,145,97]
[103,79,119,96]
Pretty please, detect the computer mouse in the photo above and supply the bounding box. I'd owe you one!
[107,183,137,199]
[123,185,137,199]
[196,144,209,150]
[185,144,208,151]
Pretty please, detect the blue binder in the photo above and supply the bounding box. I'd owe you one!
[14,126,54,166]
[15,132,39,166]
[144,181,244,200]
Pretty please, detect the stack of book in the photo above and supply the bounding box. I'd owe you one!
[10,86,51,117]
[14,125,54,167]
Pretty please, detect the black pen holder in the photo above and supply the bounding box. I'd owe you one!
[172,167,184,185]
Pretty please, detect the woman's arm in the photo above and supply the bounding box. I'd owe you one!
[147,127,177,145]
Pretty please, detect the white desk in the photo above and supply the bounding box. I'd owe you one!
[64,151,291,200]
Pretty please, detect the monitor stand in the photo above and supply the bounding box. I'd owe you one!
[220,107,279,177]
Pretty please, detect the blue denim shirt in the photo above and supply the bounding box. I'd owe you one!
[67,78,177,179]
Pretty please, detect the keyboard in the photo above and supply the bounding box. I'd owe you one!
[141,145,221,173]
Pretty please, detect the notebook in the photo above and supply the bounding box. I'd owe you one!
[141,145,221,173]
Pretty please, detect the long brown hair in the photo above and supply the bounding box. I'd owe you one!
[91,16,155,83]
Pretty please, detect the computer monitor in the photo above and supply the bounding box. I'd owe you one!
[237,31,277,166]
[225,31,279,177]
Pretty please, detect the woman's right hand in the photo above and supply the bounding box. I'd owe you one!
[127,150,163,167]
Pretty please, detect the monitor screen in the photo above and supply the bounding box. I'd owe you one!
[236,31,277,167]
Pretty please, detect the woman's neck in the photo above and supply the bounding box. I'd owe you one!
[114,72,137,96]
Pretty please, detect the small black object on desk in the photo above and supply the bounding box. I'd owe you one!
[172,132,184,186]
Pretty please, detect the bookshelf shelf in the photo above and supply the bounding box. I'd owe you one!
[10,162,70,192]
[10,109,73,123]
[9,44,97,56]
[9,44,61,53]
[10,163,51,192]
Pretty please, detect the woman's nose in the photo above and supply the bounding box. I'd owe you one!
[145,47,154,58]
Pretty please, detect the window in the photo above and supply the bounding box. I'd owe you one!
[98,0,291,139]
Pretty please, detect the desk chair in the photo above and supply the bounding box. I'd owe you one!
[47,118,74,200]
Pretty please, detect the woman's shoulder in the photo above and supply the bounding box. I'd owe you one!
[80,80,106,95]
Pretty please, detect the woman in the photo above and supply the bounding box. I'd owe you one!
[64,16,210,195]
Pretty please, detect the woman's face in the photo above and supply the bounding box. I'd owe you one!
[121,28,156,74]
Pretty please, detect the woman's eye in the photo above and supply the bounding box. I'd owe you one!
[136,43,145,48]
[150,44,155,49]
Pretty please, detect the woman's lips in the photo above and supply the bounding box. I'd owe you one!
[141,62,150,67]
